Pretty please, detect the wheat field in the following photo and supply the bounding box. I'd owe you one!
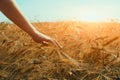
[0,21,120,80]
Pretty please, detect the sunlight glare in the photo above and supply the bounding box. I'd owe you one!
[72,7,111,22]
[80,13,104,22]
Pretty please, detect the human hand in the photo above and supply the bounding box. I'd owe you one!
[31,30,63,48]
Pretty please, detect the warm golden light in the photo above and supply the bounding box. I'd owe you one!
[79,12,104,22]
[72,7,113,22]
[80,16,100,22]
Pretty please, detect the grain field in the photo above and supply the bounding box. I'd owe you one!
[0,21,120,80]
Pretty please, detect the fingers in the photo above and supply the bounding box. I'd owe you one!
[51,39,63,49]
[40,38,63,50]
[41,41,49,46]
[33,33,62,48]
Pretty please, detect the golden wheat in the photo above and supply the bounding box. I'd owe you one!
[0,21,120,80]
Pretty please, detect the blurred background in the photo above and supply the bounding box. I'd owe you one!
[0,0,120,22]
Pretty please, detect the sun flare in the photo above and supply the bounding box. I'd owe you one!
[73,7,110,22]
[79,13,104,22]
[80,16,100,22]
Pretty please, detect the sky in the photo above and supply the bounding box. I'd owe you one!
[0,0,120,22]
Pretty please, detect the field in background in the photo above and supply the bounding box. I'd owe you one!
[0,21,120,80]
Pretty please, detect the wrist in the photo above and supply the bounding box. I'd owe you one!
[26,25,38,36]
[28,29,38,37]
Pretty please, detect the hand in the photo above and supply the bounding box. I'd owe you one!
[31,30,63,48]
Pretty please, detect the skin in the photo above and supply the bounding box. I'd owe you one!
[0,0,62,47]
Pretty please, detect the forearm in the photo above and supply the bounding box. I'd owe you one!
[0,0,37,35]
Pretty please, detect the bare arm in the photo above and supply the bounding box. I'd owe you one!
[0,0,36,35]
[0,0,57,45]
